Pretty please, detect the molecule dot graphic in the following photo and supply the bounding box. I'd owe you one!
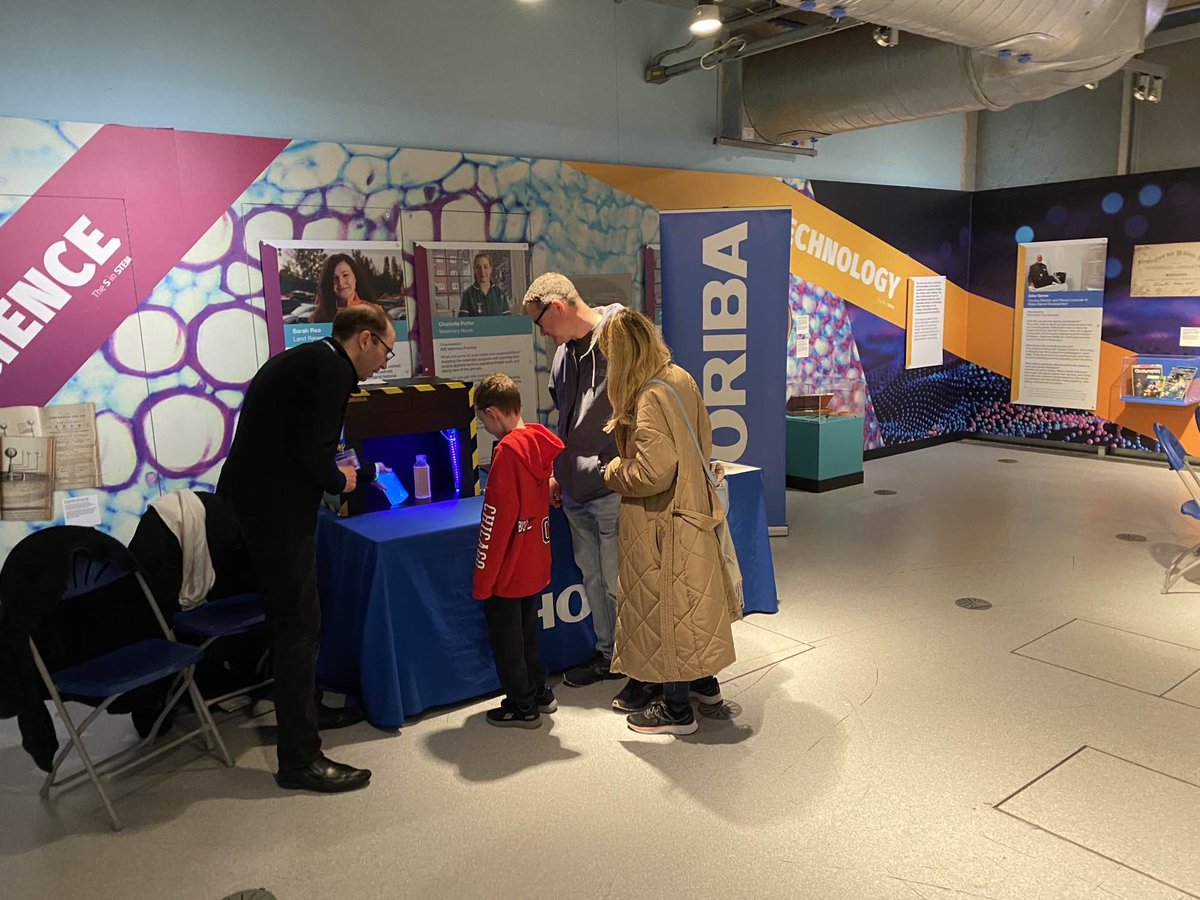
[1139,184,1163,207]
[1124,214,1149,239]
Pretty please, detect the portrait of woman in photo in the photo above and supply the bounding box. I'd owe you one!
[457,252,510,317]
[310,254,380,323]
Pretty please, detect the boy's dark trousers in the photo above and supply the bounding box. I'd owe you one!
[483,594,546,708]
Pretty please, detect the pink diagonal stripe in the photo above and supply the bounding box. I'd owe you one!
[0,125,288,406]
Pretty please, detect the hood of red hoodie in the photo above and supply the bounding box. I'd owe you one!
[498,423,564,479]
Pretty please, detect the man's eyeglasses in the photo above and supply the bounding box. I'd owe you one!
[369,332,395,361]
[529,294,555,327]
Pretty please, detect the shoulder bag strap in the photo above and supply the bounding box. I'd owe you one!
[647,378,719,490]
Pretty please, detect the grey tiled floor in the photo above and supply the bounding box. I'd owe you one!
[3,441,1200,899]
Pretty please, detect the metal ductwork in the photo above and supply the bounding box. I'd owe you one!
[740,0,1168,140]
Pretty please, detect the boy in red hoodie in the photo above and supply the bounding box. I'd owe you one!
[473,373,565,728]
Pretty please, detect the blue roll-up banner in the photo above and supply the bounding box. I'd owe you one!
[660,207,790,532]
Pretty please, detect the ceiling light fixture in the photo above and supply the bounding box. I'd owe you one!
[689,2,722,37]
[1133,72,1150,101]
[1083,82,1098,90]
[1148,75,1164,103]
[872,26,898,47]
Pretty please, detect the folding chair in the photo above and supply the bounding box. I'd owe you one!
[1153,423,1200,593]
[1,526,232,831]
[128,492,271,713]
[174,592,272,710]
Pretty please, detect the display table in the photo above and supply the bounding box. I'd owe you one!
[316,466,778,728]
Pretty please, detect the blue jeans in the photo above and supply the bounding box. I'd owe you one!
[663,682,690,716]
[562,490,621,659]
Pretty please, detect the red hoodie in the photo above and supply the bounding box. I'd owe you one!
[473,423,565,600]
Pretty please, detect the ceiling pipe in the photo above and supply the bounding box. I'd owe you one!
[740,0,1166,138]
[647,17,862,83]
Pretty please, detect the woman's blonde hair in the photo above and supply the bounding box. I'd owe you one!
[599,307,671,432]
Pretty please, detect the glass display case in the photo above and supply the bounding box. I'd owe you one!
[785,378,868,421]
[1119,355,1200,406]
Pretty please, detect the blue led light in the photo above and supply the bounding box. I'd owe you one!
[441,429,462,496]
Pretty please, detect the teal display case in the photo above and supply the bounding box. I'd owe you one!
[785,379,866,492]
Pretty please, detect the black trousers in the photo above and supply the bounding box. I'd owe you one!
[239,519,322,771]
[483,595,545,708]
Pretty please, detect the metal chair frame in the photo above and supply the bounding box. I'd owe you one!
[1154,422,1200,593]
[174,594,273,712]
[30,569,232,831]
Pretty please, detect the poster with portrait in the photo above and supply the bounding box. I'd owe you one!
[261,240,413,381]
[414,242,533,465]
[1011,238,1108,410]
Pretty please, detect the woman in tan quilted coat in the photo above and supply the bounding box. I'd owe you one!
[599,309,740,735]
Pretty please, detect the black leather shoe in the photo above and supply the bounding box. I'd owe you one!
[275,755,371,793]
[317,703,366,730]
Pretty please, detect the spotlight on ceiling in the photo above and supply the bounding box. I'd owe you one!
[689,2,722,37]
[1083,82,1098,90]
[1148,76,1164,103]
[1132,73,1150,101]
[872,26,899,47]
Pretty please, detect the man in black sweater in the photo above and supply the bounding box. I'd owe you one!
[219,305,395,792]
[1027,254,1055,290]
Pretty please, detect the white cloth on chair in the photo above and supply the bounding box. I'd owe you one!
[148,490,215,611]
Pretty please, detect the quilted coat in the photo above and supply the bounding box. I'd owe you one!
[603,363,740,683]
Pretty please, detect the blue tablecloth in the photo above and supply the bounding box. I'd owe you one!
[316,466,778,728]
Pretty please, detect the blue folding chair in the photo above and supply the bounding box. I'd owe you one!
[1153,423,1200,593]
[1,526,232,831]
[127,492,271,712]
[174,592,272,710]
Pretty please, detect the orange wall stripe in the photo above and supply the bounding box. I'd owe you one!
[571,162,1199,452]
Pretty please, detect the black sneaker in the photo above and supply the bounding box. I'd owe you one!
[486,700,542,729]
[626,699,698,735]
[534,686,558,713]
[689,676,722,706]
[562,654,624,687]
[611,679,662,713]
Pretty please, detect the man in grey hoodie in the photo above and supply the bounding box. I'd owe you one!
[522,274,658,713]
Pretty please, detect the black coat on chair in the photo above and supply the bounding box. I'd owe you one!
[0,527,165,771]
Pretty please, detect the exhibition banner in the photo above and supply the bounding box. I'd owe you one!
[660,207,790,530]
[1012,238,1108,410]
